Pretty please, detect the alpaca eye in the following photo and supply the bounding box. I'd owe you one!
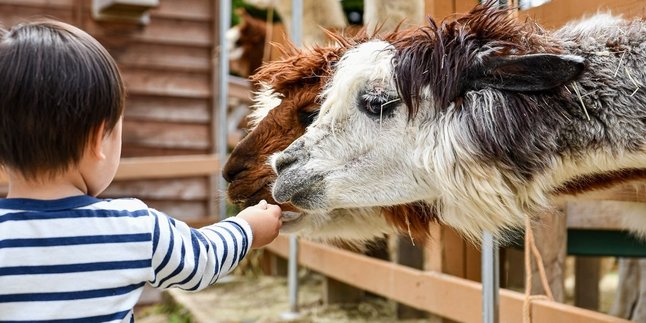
[298,109,319,126]
[358,93,400,118]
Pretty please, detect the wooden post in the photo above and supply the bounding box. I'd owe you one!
[322,242,366,304]
[531,207,567,302]
[395,235,427,319]
[575,256,601,310]
[425,223,481,322]
[260,251,288,276]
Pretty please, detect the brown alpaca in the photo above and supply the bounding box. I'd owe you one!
[227,9,268,78]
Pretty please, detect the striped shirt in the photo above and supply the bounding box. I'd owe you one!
[0,195,253,322]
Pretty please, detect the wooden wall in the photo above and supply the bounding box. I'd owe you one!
[0,0,218,221]
[425,0,645,28]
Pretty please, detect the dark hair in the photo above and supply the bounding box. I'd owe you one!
[0,20,125,179]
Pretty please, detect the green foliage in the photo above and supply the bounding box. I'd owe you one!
[232,0,282,26]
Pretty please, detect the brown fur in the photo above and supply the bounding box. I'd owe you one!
[554,168,646,196]
[231,9,267,78]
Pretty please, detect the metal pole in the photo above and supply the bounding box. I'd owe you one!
[216,0,231,220]
[482,231,500,323]
[285,0,303,317]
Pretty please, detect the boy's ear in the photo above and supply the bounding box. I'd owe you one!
[90,122,107,160]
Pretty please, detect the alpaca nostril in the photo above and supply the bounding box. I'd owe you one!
[222,161,247,183]
[274,153,298,175]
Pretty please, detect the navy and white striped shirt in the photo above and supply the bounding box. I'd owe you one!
[0,195,253,322]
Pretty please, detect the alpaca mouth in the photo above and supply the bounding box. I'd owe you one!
[279,211,305,233]
[280,211,303,223]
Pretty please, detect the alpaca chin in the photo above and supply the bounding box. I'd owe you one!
[280,208,395,244]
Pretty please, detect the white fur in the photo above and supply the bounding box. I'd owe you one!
[247,83,282,130]
[225,26,244,60]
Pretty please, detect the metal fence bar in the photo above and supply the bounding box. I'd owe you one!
[283,0,303,318]
[216,0,231,220]
[482,231,500,323]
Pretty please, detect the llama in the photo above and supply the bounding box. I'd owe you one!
[242,0,347,47]
[227,9,268,78]
[270,3,646,241]
[222,28,436,243]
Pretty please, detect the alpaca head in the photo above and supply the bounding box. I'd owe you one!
[223,29,437,241]
[271,3,589,238]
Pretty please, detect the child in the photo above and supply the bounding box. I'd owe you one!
[0,20,282,321]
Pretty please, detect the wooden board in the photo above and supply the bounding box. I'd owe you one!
[122,120,210,150]
[267,236,628,323]
[0,4,74,26]
[122,68,211,99]
[84,15,212,47]
[521,0,646,29]
[125,96,210,123]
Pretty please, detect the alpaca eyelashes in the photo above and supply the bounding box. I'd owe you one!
[358,92,401,119]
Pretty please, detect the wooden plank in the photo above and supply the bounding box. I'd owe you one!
[567,201,630,230]
[125,96,210,123]
[0,4,73,27]
[150,0,211,21]
[121,146,208,158]
[0,0,73,8]
[104,177,209,200]
[84,15,211,47]
[454,0,479,13]
[520,0,645,29]
[426,0,456,21]
[123,120,210,150]
[122,68,211,99]
[113,154,218,180]
[102,41,211,72]
[267,236,627,323]
[577,182,646,203]
[142,200,207,221]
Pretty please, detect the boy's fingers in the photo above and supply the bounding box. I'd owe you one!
[268,204,282,217]
[258,199,268,210]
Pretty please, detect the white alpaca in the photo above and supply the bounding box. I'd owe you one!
[269,7,646,241]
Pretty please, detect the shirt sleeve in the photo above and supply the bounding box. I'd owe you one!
[147,209,254,291]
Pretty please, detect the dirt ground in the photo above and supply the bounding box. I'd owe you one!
[137,272,428,323]
[136,254,623,323]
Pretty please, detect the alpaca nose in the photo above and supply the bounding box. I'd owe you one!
[274,141,306,174]
[222,160,246,183]
[273,152,298,175]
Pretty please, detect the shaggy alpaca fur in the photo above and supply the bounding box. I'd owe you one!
[222,28,437,243]
[271,3,645,241]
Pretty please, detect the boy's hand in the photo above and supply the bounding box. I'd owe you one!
[236,200,282,248]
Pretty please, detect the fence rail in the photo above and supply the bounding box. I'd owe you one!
[266,235,628,323]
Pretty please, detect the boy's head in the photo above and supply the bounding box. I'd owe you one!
[0,20,125,180]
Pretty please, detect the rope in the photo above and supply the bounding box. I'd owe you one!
[523,216,555,323]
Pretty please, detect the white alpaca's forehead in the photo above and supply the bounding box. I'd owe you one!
[248,83,282,129]
[334,40,395,81]
[319,40,395,117]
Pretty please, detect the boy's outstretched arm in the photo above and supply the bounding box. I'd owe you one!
[147,201,282,291]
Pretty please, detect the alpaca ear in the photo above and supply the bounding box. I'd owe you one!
[468,54,585,92]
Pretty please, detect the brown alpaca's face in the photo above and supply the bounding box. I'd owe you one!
[223,84,320,212]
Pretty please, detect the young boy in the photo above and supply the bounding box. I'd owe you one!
[0,20,282,321]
